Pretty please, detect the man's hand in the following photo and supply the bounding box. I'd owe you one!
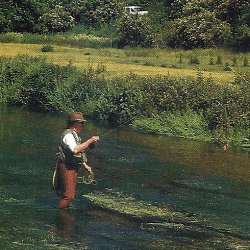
[90,136,99,143]
[83,162,92,172]
[74,136,99,154]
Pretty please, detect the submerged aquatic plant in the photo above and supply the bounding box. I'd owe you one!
[84,189,184,221]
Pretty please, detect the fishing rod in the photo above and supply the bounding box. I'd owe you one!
[80,116,135,185]
[229,66,249,84]
[98,116,135,138]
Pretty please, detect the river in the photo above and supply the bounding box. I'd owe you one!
[1,105,250,249]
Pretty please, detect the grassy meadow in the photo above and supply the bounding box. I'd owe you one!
[1,42,247,85]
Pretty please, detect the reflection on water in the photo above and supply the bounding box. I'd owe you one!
[1,105,250,249]
[57,209,76,239]
[112,128,250,182]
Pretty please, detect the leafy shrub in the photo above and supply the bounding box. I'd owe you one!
[189,56,199,64]
[233,25,250,51]
[223,62,231,71]
[232,57,237,66]
[41,45,54,52]
[0,55,45,104]
[169,0,250,50]
[169,12,232,49]
[216,55,222,65]
[178,54,183,63]
[35,6,74,33]
[0,0,42,33]
[143,62,154,66]
[243,58,249,67]
[209,57,214,65]
[116,15,155,48]
[64,0,121,25]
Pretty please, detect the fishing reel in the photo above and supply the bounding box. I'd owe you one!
[78,162,97,185]
[82,170,96,185]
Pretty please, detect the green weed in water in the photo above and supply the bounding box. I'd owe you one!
[84,189,186,221]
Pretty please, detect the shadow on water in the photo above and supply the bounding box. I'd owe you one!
[1,105,250,249]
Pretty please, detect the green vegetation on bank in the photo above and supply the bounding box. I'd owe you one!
[1,55,250,145]
[0,30,114,48]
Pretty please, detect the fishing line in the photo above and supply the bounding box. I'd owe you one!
[79,117,135,185]
[229,66,249,84]
[99,117,135,138]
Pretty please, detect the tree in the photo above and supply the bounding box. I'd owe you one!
[0,0,42,32]
[35,5,74,33]
[116,15,155,48]
[215,0,250,50]
[169,12,231,49]
[215,0,249,28]
[169,0,250,50]
[59,0,121,26]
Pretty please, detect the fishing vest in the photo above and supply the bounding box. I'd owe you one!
[57,129,88,165]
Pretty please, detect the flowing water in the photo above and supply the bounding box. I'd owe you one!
[1,105,250,249]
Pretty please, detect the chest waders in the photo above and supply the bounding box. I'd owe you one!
[52,129,87,193]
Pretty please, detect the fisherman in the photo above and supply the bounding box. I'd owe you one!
[53,112,99,209]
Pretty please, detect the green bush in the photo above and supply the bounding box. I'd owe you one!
[169,12,232,49]
[243,58,249,67]
[0,0,43,33]
[132,109,210,141]
[63,0,121,25]
[216,55,222,65]
[234,25,250,51]
[169,0,250,50]
[35,5,74,33]
[223,62,231,71]
[189,56,200,64]
[41,45,54,52]
[116,15,155,48]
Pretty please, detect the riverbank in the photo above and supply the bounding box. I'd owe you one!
[0,53,250,146]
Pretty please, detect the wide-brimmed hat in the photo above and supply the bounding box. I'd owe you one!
[68,112,86,123]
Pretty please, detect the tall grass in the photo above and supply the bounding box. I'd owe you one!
[1,55,250,144]
[132,110,211,142]
[0,32,114,48]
